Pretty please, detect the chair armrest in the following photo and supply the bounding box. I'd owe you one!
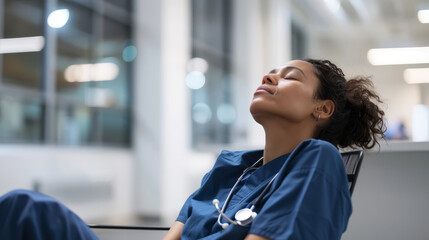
[88,224,170,231]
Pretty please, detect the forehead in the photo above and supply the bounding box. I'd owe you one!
[281,60,316,76]
[270,60,319,82]
[274,60,320,92]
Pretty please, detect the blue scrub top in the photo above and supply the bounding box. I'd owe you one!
[177,139,352,240]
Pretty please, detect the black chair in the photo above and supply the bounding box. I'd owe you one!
[88,150,364,231]
[341,150,364,196]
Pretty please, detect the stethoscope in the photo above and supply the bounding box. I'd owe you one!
[212,157,279,229]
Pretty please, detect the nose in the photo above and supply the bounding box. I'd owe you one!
[262,74,277,85]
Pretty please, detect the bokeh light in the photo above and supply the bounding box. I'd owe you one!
[186,71,206,90]
[192,103,212,124]
[47,9,70,28]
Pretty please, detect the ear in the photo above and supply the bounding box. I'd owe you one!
[314,100,335,120]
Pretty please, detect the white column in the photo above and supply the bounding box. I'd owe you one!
[267,0,292,66]
[159,0,192,221]
[134,0,214,223]
[133,0,163,216]
[232,0,293,148]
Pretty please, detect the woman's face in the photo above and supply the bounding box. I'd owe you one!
[250,60,321,124]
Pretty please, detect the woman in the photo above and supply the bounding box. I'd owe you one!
[0,59,384,240]
[163,59,385,239]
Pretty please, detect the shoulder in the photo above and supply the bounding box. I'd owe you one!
[297,138,339,155]
[289,139,341,166]
[287,139,348,190]
[284,139,346,184]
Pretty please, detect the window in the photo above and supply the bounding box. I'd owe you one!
[291,21,307,60]
[0,0,44,143]
[190,0,235,148]
[0,0,133,146]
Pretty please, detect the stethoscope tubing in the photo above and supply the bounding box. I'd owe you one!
[217,165,259,227]
[216,157,279,228]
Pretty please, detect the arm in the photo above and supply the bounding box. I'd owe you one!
[245,234,271,240]
[163,221,184,240]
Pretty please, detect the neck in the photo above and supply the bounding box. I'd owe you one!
[261,118,315,165]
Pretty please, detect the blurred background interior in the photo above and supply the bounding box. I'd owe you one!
[1,0,429,239]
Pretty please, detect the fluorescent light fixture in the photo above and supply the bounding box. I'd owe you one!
[64,62,119,82]
[418,9,429,23]
[324,0,341,12]
[367,46,429,65]
[0,36,45,54]
[349,0,370,20]
[403,68,429,84]
[47,9,70,28]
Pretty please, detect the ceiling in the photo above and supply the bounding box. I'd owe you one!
[291,0,429,48]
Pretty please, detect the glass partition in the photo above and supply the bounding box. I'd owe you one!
[0,0,133,146]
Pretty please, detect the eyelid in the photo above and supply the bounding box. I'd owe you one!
[283,74,298,80]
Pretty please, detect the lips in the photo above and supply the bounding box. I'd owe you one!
[255,85,274,95]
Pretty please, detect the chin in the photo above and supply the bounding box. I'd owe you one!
[249,111,263,125]
[249,104,269,125]
[250,97,274,115]
[249,101,260,116]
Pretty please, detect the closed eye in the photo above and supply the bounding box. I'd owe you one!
[284,72,300,80]
[283,75,298,80]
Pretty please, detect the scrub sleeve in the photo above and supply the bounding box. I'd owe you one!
[0,189,99,240]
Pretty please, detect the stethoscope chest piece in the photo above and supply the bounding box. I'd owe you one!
[235,208,257,225]
[214,156,278,229]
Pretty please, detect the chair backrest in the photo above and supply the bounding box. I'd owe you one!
[341,150,364,196]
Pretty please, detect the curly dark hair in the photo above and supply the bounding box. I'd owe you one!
[305,59,386,149]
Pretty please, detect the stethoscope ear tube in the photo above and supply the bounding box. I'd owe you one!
[213,199,237,228]
[252,172,279,207]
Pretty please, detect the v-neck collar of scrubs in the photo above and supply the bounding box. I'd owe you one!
[241,150,291,178]
[227,152,291,207]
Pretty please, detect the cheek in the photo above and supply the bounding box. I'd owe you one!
[279,87,314,106]
[249,85,317,121]
[277,89,316,115]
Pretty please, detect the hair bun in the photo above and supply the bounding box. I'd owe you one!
[305,59,386,149]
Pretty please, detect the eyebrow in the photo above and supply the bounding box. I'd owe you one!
[269,66,306,77]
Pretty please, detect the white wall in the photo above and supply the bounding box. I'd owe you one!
[0,145,134,222]
[343,146,429,240]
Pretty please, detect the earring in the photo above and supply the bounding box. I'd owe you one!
[317,114,320,121]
